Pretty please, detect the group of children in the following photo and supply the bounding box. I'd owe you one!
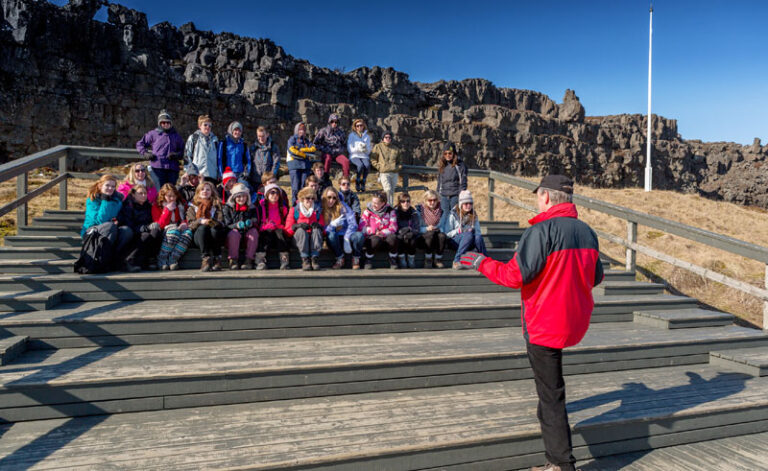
[80,110,487,272]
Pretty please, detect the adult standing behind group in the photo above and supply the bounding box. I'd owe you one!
[314,114,350,180]
[459,175,604,471]
[347,119,372,192]
[218,121,250,186]
[184,115,220,183]
[249,126,280,191]
[136,110,185,187]
[436,142,468,212]
[370,130,401,205]
[286,122,317,204]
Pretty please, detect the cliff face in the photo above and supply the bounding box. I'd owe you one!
[1,0,766,206]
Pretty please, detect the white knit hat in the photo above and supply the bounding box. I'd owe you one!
[458,190,473,205]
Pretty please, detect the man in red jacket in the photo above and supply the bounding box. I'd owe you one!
[460,175,604,471]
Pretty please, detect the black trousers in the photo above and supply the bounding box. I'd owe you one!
[258,229,289,252]
[364,233,398,255]
[125,228,162,267]
[420,229,447,254]
[396,230,420,255]
[193,224,225,257]
[526,342,576,471]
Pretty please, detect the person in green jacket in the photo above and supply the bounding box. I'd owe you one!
[370,131,402,206]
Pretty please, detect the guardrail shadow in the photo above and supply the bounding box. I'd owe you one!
[572,371,752,470]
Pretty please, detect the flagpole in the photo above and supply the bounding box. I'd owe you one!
[644,4,653,191]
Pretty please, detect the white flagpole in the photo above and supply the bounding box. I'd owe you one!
[645,4,653,192]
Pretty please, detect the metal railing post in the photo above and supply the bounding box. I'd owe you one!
[626,220,637,272]
[16,172,28,227]
[59,152,68,210]
[488,176,495,221]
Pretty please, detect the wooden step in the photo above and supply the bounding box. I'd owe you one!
[4,235,81,247]
[1,324,765,422]
[33,215,85,225]
[0,247,80,260]
[0,364,764,469]
[0,294,699,349]
[17,225,82,237]
[710,347,768,377]
[42,210,85,217]
[634,308,735,329]
[0,290,63,311]
[0,336,27,366]
[596,281,665,296]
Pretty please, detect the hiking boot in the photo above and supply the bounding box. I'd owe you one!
[147,259,159,271]
[530,463,578,471]
[161,264,170,271]
[229,258,240,270]
[301,257,312,271]
[243,258,255,270]
[331,256,344,270]
[389,256,399,269]
[406,254,416,269]
[211,256,222,271]
[363,256,374,269]
[311,256,321,271]
[279,252,290,270]
[255,252,267,270]
[200,256,211,272]
[434,257,445,269]
[352,256,361,270]
[424,253,433,269]
[397,254,407,268]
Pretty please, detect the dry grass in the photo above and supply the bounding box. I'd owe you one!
[1,167,766,327]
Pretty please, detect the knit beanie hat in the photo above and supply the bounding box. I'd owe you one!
[263,183,280,196]
[227,183,251,205]
[443,142,457,154]
[382,130,393,139]
[157,109,172,125]
[184,166,199,177]
[328,113,340,123]
[222,167,237,187]
[458,190,473,205]
[227,121,243,135]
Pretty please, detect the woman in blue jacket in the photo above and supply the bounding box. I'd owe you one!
[321,186,364,269]
[217,121,251,185]
[81,174,134,270]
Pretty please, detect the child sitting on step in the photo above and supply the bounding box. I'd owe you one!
[359,190,398,270]
[443,190,487,270]
[186,181,226,272]
[337,176,361,221]
[285,187,325,271]
[321,186,363,269]
[258,183,291,270]
[417,190,448,268]
[177,167,200,206]
[118,184,160,271]
[152,183,192,271]
[223,183,261,270]
[81,174,133,271]
[394,192,421,269]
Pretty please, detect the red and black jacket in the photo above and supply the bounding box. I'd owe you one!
[478,203,604,349]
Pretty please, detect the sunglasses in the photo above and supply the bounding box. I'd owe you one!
[427,199,438,202]
[340,182,350,186]
[355,124,364,127]
[201,123,212,128]
[327,196,337,201]
[134,167,146,172]
[302,197,316,201]
[400,200,411,203]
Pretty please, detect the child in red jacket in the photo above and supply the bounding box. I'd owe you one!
[285,187,325,270]
[152,183,192,270]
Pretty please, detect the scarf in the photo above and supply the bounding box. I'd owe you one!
[422,204,442,227]
[299,203,314,219]
[235,203,249,212]
[196,199,213,219]
[135,179,146,187]
[368,202,391,218]
[461,211,475,227]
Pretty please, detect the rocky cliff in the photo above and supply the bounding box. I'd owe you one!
[1,0,765,207]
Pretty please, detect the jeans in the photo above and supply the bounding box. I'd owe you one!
[322,153,350,178]
[293,227,323,258]
[151,168,180,187]
[326,230,363,258]
[452,230,487,262]
[289,168,310,205]
[440,194,459,214]
[351,158,370,190]
[378,172,398,206]
[527,342,576,471]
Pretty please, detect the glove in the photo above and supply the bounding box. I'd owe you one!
[300,223,311,231]
[138,225,149,233]
[237,221,246,230]
[168,152,183,162]
[245,219,253,228]
[149,222,160,232]
[329,215,344,228]
[343,238,352,254]
[459,252,486,271]
[310,222,322,231]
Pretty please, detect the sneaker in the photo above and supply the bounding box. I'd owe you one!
[332,256,344,270]
[530,463,576,471]
[352,256,361,270]
[452,261,463,270]
[301,257,312,271]
[243,258,255,270]
[311,256,321,271]
[229,258,240,270]
[169,262,180,271]
[256,252,267,270]
[211,256,222,272]
[161,264,170,271]
[434,257,445,269]
[200,257,211,272]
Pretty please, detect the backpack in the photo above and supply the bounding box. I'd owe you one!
[74,229,115,274]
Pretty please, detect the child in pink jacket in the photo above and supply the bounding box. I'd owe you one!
[358,190,399,269]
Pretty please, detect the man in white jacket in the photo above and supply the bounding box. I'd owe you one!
[184,115,220,182]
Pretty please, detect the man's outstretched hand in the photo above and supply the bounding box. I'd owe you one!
[459,252,486,270]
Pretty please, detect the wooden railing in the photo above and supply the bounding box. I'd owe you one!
[0,148,766,329]
[401,165,768,331]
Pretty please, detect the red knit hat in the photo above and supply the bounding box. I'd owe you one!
[222,167,237,187]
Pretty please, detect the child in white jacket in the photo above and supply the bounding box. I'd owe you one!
[347,119,372,192]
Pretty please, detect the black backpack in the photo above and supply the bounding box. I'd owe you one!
[74,229,115,274]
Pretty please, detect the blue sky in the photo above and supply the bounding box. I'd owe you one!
[56,0,766,144]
